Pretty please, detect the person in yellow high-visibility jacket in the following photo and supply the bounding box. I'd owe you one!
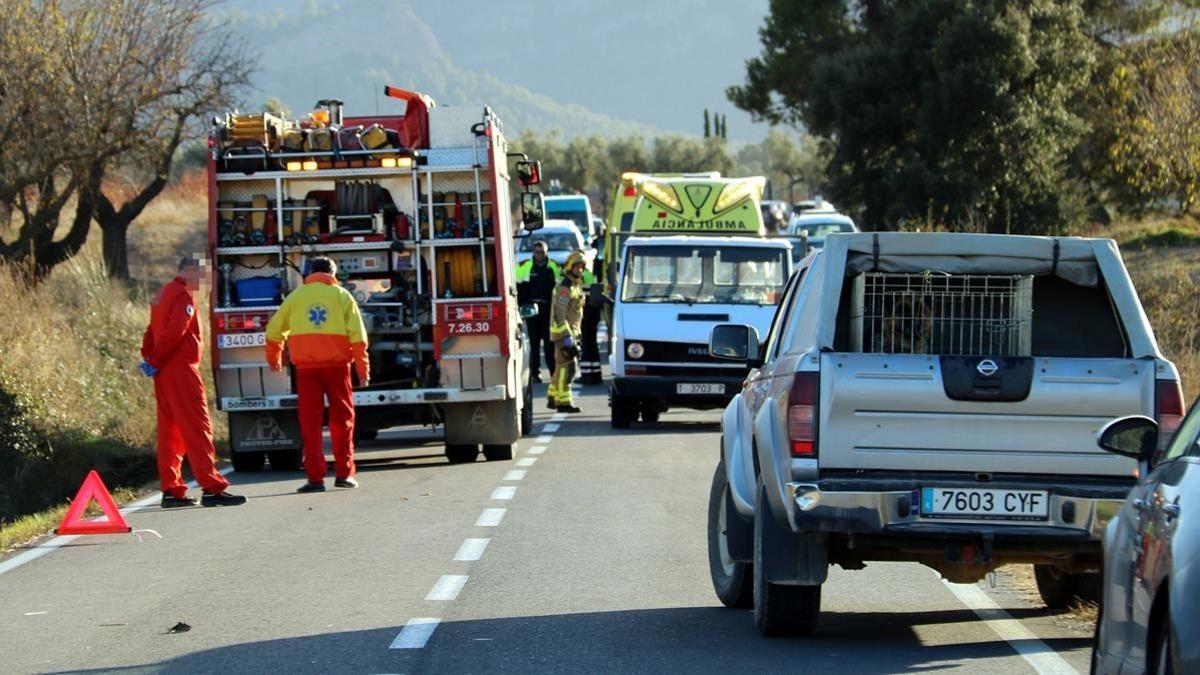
[266,256,369,493]
[548,250,587,413]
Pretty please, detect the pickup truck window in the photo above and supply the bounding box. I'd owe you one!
[829,271,1128,357]
[763,265,807,361]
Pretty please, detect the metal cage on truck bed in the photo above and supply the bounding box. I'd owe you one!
[850,272,1033,356]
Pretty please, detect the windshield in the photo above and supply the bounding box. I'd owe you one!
[546,208,588,234]
[794,221,854,239]
[621,246,787,305]
[519,232,580,252]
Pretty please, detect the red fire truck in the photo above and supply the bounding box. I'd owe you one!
[207,93,543,470]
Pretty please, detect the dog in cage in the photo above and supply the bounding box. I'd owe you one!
[867,284,935,355]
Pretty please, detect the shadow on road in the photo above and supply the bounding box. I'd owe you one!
[46,606,1091,674]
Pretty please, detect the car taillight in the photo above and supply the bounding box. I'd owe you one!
[1156,379,1185,453]
[446,303,493,321]
[788,372,819,456]
[623,186,637,197]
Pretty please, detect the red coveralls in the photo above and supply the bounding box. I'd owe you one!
[265,273,369,483]
[141,277,230,498]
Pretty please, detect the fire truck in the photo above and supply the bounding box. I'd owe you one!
[206,93,544,470]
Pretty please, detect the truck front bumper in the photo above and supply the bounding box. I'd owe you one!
[784,479,1128,543]
[611,375,744,409]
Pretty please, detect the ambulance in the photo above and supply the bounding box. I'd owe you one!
[607,175,792,427]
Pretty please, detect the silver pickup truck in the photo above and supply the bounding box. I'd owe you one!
[706,232,1185,636]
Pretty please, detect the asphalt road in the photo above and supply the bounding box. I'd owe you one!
[0,381,1095,674]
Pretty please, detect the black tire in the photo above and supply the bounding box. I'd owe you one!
[708,462,753,608]
[611,394,635,429]
[521,377,534,436]
[445,443,479,464]
[1090,597,1104,675]
[641,407,661,423]
[231,450,266,473]
[753,481,821,636]
[482,444,515,461]
[1034,564,1098,609]
[1148,607,1175,675]
[268,448,301,471]
[355,427,379,442]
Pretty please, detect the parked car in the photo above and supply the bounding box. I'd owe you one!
[705,232,1180,636]
[787,212,858,250]
[515,219,591,268]
[1091,404,1199,675]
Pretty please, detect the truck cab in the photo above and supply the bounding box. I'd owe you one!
[544,194,596,244]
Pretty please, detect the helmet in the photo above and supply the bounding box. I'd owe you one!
[565,249,587,271]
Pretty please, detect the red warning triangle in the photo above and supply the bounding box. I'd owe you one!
[55,470,131,535]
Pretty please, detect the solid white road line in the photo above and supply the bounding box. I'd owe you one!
[476,508,506,527]
[491,486,517,500]
[536,434,554,444]
[942,580,1079,675]
[389,618,441,649]
[527,446,547,455]
[453,538,490,562]
[426,575,469,601]
[503,470,527,481]
[542,423,561,433]
[0,467,234,577]
[516,457,538,467]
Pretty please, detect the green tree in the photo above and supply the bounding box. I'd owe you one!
[730,0,1095,233]
[703,109,711,138]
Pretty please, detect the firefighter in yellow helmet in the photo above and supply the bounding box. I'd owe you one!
[548,249,587,413]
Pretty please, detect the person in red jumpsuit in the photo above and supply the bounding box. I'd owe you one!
[141,257,246,508]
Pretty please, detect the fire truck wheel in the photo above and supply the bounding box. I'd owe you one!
[445,444,479,464]
[231,450,266,472]
[268,449,301,471]
[521,380,534,436]
[482,444,515,461]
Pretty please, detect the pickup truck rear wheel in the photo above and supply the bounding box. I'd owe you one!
[754,482,821,636]
[231,450,266,473]
[708,461,753,608]
[445,444,479,464]
[1034,564,1099,609]
[611,393,635,429]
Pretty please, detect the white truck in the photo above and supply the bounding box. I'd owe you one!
[705,232,1184,635]
[207,97,545,469]
[609,235,792,427]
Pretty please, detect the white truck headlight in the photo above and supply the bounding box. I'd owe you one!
[626,341,644,359]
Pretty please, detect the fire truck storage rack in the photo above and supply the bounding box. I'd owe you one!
[210,115,500,408]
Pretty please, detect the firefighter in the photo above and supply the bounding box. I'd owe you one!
[578,259,602,385]
[266,256,370,493]
[548,249,587,413]
[140,256,246,508]
[514,240,560,383]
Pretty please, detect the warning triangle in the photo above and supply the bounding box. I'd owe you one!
[55,470,131,535]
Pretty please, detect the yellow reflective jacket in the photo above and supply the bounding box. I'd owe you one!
[265,273,369,374]
[550,274,584,341]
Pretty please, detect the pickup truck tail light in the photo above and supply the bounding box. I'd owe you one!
[1156,379,1185,454]
[788,372,819,456]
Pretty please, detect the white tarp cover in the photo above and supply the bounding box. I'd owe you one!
[840,232,1100,287]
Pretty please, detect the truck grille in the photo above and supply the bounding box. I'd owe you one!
[851,272,1033,356]
[633,340,724,364]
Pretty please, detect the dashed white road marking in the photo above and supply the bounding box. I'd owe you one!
[550,413,567,422]
[542,423,561,433]
[516,457,538,467]
[527,445,547,455]
[476,508,506,527]
[453,538,490,561]
[0,467,234,577]
[426,575,469,601]
[503,469,527,481]
[389,618,441,649]
[536,434,554,444]
[491,486,517,500]
[941,579,1079,675]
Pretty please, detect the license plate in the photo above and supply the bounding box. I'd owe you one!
[920,487,1049,521]
[677,383,723,395]
[217,332,267,349]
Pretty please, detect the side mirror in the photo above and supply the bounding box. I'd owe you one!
[519,303,539,319]
[1098,416,1158,460]
[709,324,761,364]
[516,160,541,187]
[521,192,545,231]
